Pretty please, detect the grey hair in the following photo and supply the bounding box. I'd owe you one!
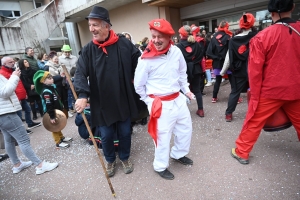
[1,56,11,65]
[101,20,111,30]
[182,25,196,43]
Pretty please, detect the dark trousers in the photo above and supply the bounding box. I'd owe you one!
[97,117,131,163]
[28,96,43,117]
[16,99,33,126]
[199,73,205,93]
[190,74,203,109]
[213,74,233,98]
[226,76,248,115]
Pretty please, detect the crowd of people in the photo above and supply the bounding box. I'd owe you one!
[0,0,299,181]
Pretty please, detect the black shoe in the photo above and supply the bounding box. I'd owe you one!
[26,129,33,134]
[27,122,41,130]
[231,148,249,165]
[140,117,147,125]
[172,156,193,165]
[156,169,174,180]
[0,154,9,162]
[21,118,25,122]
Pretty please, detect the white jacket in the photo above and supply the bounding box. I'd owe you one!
[0,74,22,115]
[59,54,78,73]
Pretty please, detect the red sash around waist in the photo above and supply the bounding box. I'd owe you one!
[148,92,180,146]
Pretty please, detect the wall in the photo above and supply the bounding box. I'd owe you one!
[169,7,181,39]
[77,20,90,47]
[19,1,35,15]
[109,0,159,44]
[77,1,159,46]
[0,27,25,55]
[180,0,269,20]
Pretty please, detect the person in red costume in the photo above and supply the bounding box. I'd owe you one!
[134,19,194,180]
[231,0,300,165]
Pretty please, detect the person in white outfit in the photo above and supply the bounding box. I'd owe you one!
[134,19,194,180]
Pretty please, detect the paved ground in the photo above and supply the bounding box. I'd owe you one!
[0,83,299,200]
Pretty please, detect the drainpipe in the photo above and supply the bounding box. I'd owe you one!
[33,0,36,9]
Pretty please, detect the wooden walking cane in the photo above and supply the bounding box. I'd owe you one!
[62,65,116,197]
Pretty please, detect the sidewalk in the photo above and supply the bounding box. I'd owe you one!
[0,83,299,199]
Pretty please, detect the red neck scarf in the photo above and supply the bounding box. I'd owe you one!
[218,23,233,37]
[141,40,173,58]
[92,30,119,54]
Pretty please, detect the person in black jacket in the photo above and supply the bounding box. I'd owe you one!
[220,13,257,122]
[74,6,141,177]
[18,59,43,120]
[33,70,73,149]
[177,25,205,117]
[207,21,233,103]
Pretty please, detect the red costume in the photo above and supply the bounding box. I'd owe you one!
[235,18,300,160]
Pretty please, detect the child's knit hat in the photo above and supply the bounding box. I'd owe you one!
[33,70,50,95]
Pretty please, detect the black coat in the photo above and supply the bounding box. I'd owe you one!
[206,31,231,69]
[229,31,257,77]
[177,39,204,79]
[20,67,39,97]
[74,36,141,127]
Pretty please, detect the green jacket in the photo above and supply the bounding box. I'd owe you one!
[23,54,39,71]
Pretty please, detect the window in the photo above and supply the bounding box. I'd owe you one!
[0,10,13,18]
[13,11,21,17]
[35,3,42,8]
[0,10,21,19]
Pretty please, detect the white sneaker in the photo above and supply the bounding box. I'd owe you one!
[62,137,73,142]
[68,111,74,118]
[205,82,212,87]
[56,142,70,148]
[12,161,32,174]
[36,161,58,175]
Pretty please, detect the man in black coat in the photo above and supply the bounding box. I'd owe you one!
[73,6,141,177]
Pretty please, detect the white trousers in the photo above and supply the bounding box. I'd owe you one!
[153,101,192,172]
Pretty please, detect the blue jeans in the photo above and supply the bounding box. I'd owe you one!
[0,112,42,166]
[97,117,131,163]
[17,99,34,126]
[68,88,74,109]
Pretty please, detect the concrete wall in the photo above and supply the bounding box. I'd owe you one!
[169,7,181,39]
[77,0,160,46]
[0,27,25,56]
[110,1,159,44]
[181,0,269,20]
[77,20,90,47]
[19,1,35,14]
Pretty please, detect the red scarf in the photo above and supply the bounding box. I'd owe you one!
[148,92,180,146]
[218,23,233,37]
[141,40,173,58]
[92,30,119,54]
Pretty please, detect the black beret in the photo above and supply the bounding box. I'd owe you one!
[268,0,294,13]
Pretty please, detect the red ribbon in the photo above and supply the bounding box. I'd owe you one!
[148,92,180,146]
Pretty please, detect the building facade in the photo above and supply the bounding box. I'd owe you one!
[1,0,300,57]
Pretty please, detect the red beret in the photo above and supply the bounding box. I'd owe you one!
[239,13,255,29]
[179,27,188,37]
[190,24,200,34]
[148,19,175,36]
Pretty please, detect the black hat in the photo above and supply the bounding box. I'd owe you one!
[86,6,112,26]
[268,0,294,13]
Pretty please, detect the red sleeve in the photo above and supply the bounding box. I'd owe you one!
[248,35,265,101]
